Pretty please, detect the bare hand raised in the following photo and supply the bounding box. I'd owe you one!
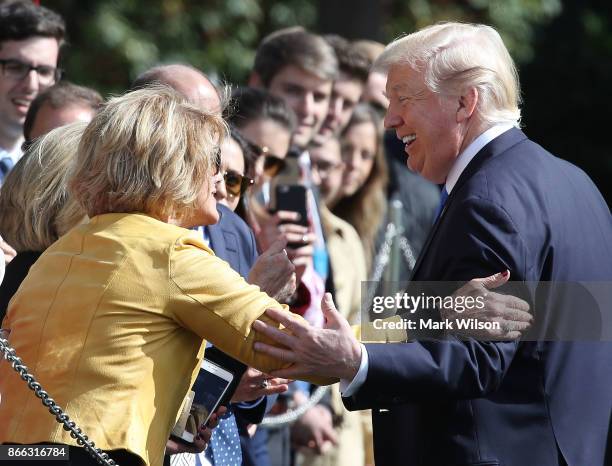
[248,239,296,302]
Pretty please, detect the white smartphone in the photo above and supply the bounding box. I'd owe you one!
[175,359,234,444]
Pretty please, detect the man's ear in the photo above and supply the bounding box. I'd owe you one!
[248,72,263,88]
[456,87,478,123]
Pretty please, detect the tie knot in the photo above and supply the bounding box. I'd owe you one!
[0,156,13,172]
[434,187,449,221]
[440,187,449,205]
[0,157,14,183]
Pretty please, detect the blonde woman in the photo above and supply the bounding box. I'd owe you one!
[0,122,87,319]
[0,86,332,466]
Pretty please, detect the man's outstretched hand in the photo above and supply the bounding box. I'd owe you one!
[253,293,360,381]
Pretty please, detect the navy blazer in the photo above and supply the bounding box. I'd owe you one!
[344,129,612,466]
[206,204,276,424]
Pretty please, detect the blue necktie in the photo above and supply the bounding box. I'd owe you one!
[434,186,449,221]
[205,410,242,466]
[0,157,13,183]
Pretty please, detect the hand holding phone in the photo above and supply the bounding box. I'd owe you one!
[272,184,309,228]
[170,359,234,446]
[166,406,227,455]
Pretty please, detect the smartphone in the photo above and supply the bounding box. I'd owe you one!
[274,184,309,228]
[172,359,234,445]
[201,346,247,408]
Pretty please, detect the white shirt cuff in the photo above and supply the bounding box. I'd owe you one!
[233,396,265,409]
[340,343,368,398]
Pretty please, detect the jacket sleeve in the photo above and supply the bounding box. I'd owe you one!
[169,233,335,386]
[345,195,531,409]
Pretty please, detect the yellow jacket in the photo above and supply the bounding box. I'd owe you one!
[0,213,331,465]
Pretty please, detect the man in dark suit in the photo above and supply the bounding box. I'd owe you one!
[251,22,612,466]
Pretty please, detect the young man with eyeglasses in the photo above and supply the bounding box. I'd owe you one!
[0,1,65,185]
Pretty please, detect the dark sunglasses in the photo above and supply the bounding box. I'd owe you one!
[223,170,254,197]
[262,153,286,178]
[246,141,286,177]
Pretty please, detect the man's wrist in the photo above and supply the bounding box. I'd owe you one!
[342,339,362,381]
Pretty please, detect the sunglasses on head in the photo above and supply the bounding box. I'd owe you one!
[223,170,254,197]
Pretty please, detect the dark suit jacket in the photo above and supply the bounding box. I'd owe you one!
[207,204,275,466]
[345,128,612,466]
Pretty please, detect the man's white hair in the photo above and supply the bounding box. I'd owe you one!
[374,22,521,127]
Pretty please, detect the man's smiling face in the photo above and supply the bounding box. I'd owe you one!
[0,37,59,138]
[383,64,464,184]
[267,64,332,148]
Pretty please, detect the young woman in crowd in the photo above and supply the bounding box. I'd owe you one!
[214,126,255,217]
[332,103,388,272]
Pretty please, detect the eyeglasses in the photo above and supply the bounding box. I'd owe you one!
[0,59,62,86]
[246,141,286,177]
[222,170,254,197]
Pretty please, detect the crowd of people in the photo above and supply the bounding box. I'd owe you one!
[0,2,610,466]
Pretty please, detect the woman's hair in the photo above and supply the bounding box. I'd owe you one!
[332,103,388,270]
[70,85,227,220]
[226,86,296,134]
[0,122,87,252]
[374,22,521,127]
[228,126,255,221]
[229,126,255,178]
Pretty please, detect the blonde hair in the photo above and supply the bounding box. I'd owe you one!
[0,122,87,252]
[71,85,227,219]
[374,22,521,127]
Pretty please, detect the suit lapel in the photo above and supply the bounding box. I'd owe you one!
[409,128,528,280]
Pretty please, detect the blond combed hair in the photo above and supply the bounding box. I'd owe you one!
[71,85,227,219]
[0,122,87,252]
[374,22,522,127]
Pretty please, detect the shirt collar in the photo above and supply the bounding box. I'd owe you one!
[0,139,24,165]
[194,225,211,247]
[445,124,514,194]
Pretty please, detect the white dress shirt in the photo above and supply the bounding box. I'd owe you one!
[340,123,515,397]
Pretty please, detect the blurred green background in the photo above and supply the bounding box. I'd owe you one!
[42,0,612,204]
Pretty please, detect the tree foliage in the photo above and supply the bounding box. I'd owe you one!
[40,0,610,202]
[47,0,561,92]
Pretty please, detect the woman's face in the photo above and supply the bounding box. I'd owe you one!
[239,118,291,187]
[214,138,246,212]
[340,121,377,197]
[182,154,222,228]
